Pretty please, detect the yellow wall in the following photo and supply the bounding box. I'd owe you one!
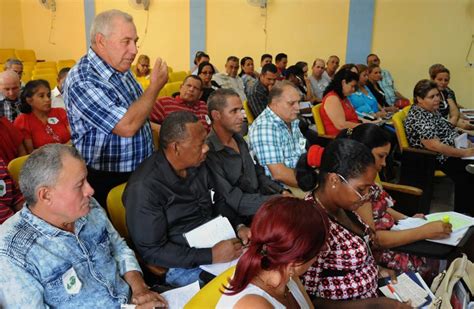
[207,0,350,72]
[0,0,24,48]
[372,0,473,106]
[95,0,190,72]
[2,0,472,106]
[19,0,86,62]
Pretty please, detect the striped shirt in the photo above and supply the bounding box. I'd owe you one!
[249,107,306,179]
[0,158,23,224]
[151,96,210,132]
[63,48,153,172]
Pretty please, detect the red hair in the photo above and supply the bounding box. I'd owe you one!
[224,196,329,295]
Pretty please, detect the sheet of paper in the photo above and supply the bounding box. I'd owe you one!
[162,281,200,309]
[200,258,238,276]
[391,212,473,246]
[426,211,474,231]
[454,133,474,159]
[379,273,429,307]
[427,227,468,246]
[184,216,236,248]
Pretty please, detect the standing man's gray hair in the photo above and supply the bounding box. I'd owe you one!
[90,9,134,46]
[20,144,83,206]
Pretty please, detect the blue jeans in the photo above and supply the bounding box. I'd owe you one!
[165,267,203,287]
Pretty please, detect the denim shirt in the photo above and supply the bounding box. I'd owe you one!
[0,199,141,308]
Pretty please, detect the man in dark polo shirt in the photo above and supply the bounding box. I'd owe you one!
[206,89,286,218]
[245,63,278,118]
[123,111,249,288]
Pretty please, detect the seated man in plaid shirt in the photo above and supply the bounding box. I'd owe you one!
[248,81,307,192]
[63,9,168,207]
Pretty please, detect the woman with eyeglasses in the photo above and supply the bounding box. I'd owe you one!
[14,80,70,153]
[338,124,451,281]
[405,79,474,216]
[197,61,221,102]
[296,139,396,301]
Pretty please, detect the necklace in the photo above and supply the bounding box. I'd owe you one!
[254,275,290,306]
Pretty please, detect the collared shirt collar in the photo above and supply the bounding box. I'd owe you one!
[208,129,245,153]
[266,106,299,129]
[20,203,88,238]
[87,48,126,81]
[155,149,198,185]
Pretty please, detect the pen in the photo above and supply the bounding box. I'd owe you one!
[387,283,403,302]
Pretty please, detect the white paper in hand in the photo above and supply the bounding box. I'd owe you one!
[184,216,236,248]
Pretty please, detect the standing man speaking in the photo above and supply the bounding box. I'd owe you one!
[64,10,168,207]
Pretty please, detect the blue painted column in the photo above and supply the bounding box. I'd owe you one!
[345,0,375,64]
[190,0,206,69]
[83,0,95,50]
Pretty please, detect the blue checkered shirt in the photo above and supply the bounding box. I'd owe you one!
[379,69,397,105]
[248,107,306,179]
[63,48,153,172]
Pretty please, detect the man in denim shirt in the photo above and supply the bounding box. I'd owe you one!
[0,144,166,308]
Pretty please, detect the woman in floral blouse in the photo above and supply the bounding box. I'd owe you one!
[339,124,451,282]
[405,79,474,215]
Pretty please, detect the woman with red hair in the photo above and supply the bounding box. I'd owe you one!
[217,196,329,308]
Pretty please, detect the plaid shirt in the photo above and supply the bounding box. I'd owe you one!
[63,48,153,172]
[0,95,21,122]
[248,107,306,179]
[379,69,397,105]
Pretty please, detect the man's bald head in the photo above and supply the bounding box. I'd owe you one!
[0,71,21,100]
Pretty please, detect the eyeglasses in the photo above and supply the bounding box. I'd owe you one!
[337,174,373,202]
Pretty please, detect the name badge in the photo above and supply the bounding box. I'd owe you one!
[299,138,306,151]
[0,180,6,197]
[205,114,211,125]
[62,267,82,295]
[47,117,59,125]
[209,188,215,204]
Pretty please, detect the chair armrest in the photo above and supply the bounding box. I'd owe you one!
[403,146,438,156]
[380,181,423,196]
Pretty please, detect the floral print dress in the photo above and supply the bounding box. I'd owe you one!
[370,183,439,281]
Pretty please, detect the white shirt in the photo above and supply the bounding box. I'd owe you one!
[51,86,65,109]
[212,73,247,101]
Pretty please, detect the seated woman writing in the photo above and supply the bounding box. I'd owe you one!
[296,139,399,301]
[338,124,452,281]
[405,79,474,216]
[14,80,70,153]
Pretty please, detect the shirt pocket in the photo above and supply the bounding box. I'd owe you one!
[43,264,76,306]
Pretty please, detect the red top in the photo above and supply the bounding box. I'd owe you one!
[0,117,24,165]
[14,108,70,149]
[0,157,24,224]
[320,91,359,136]
[151,96,210,132]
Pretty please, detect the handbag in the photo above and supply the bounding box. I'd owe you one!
[429,254,474,308]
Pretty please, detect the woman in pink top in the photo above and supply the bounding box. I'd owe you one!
[319,69,360,136]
